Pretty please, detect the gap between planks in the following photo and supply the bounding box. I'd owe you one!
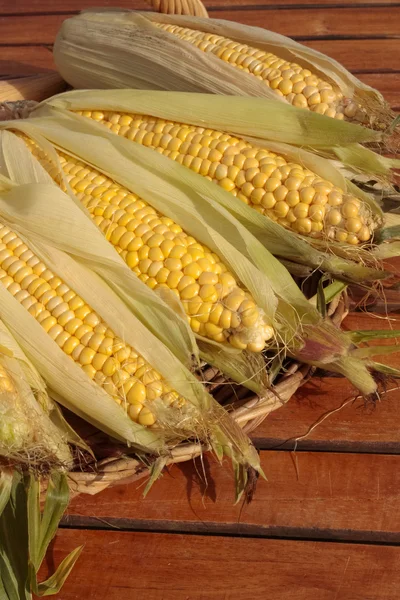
[65,450,400,544]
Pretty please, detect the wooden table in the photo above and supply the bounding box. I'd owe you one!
[3,1,399,598]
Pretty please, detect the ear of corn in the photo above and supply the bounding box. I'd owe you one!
[39,90,385,248]
[53,11,394,130]
[0,173,263,486]
[32,91,391,285]
[78,108,378,245]
[21,135,274,354]
[0,319,72,469]
[5,108,384,397]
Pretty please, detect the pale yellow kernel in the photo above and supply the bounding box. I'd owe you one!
[327,209,342,226]
[342,201,360,219]
[293,203,309,219]
[261,193,276,209]
[296,218,312,234]
[278,79,293,95]
[229,334,247,350]
[128,404,143,422]
[81,364,96,380]
[63,336,80,355]
[247,339,266,352]
[180,283,200,300]
[358,226,371,242]
[169,246,186,259]
[101,357,117,377]
[146,380,163,400]
[92,353,108,371]
[335,230,348,243]
[309,205,325,222]
[274,201,289,218]
[138,407,156,426]
[224,293,245,312]
[293,94,308,108]
[285,177,302,191]
[345,218,362,233]
[299,187,315,205]
[285,190,300,207]
[328,190,343,206]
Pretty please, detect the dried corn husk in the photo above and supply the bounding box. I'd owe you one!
[53,10,395,130]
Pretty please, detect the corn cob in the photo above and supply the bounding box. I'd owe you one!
[21,136,274,353]
[75,110,375,245]
[154,23,366,123]
[0,221,190,427]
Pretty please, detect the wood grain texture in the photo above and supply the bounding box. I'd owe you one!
[66,450,400,542]
[0,47,55,76]
[38,530,400,600]
[1,8,399,45]
[5,0,400,14]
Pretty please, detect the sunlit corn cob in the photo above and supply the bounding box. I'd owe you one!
[155,23,365,123]
[0,221,191,426]
[75,110,375,245]
[22,137,274,352]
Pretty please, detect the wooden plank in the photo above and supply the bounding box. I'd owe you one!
[38,530,400,600]
[303,39,400,71]
[0,47,55,77]
[66,450,400,542]
[254,310,400,450]
[0,9,399,45]
[5,0,400,14]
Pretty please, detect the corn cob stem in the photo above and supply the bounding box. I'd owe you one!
[76,109,376,245]
[21,136,275,353]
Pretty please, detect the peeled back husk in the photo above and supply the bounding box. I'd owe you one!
[53,10,395,131]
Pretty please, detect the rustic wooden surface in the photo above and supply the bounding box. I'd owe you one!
[3,1,399,598]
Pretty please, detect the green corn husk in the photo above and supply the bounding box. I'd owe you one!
[0,319,71,470]
[0,171,264,497]
[0,108,391,398]
[33,90,399,284]
[53,10,396,131]
[0,470,81,598]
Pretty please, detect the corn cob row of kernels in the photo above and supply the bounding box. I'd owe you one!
[154,23,366,123]
[78,110,375,245]
[0,222,188,426]
[22,137,274,352]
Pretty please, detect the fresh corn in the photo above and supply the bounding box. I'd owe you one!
[21,136,274,353]
[0,221,188,427]
[155,23,363,122]
[53,12,393,131]
[75,110,375,245]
